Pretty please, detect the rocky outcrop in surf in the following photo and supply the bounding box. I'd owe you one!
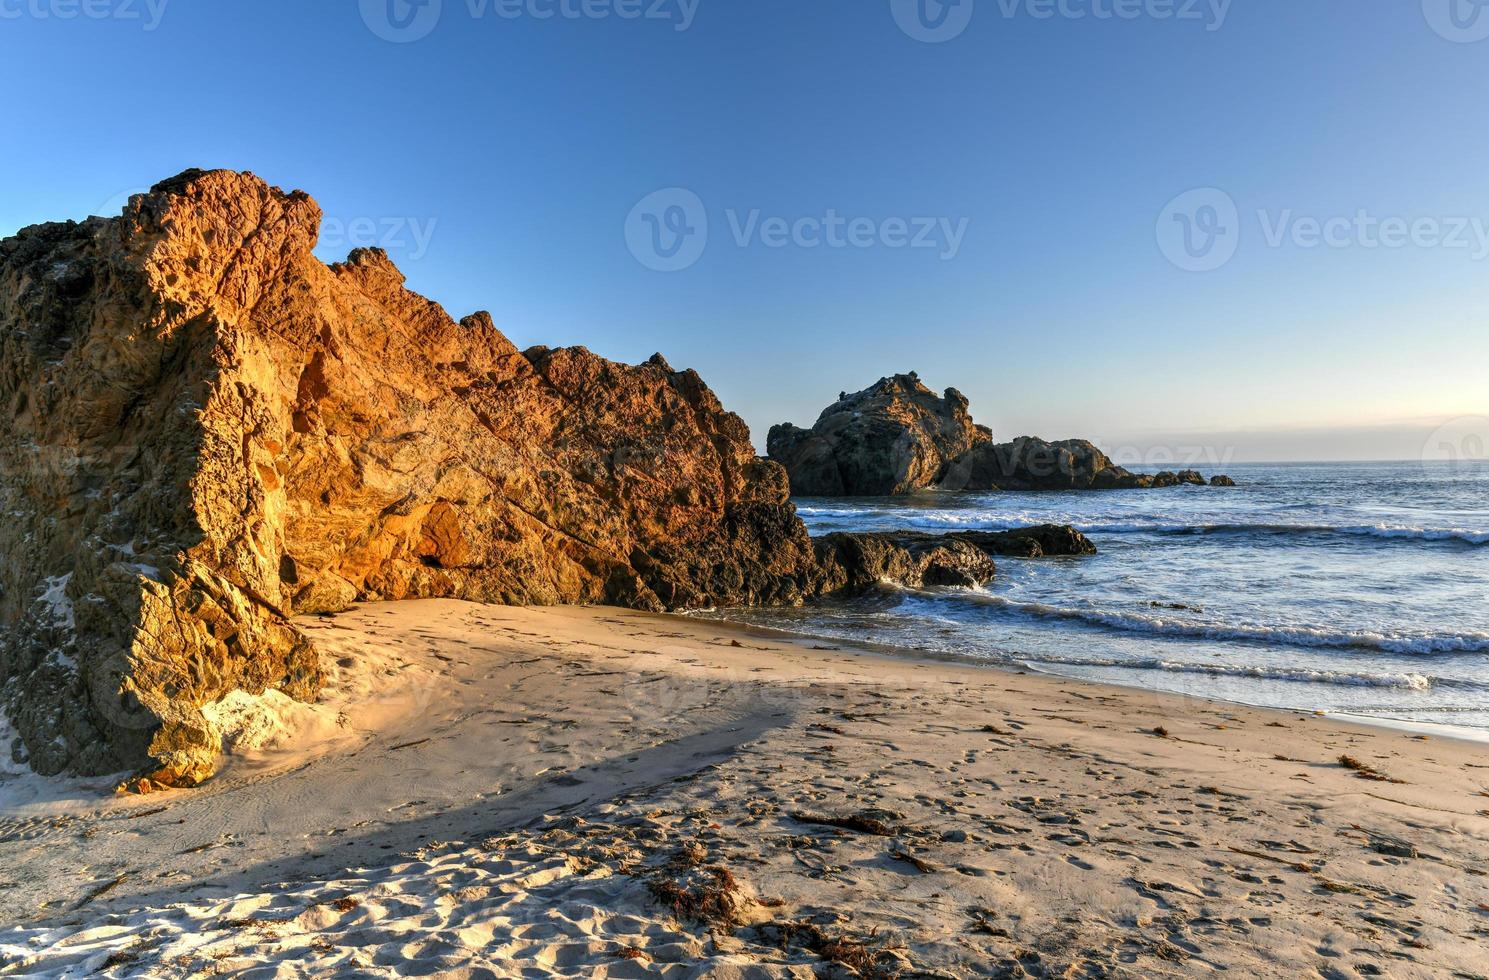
[811,524,1098,593]
[766,374,992,496]
[948,525,1099,559]
[772,380,1234,495]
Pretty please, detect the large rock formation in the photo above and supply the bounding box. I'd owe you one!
[0,170,863,784]
[0,173,1107,785]
[766,374,991,496]
[772,380,1232,495]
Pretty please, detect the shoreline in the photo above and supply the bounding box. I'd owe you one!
[4,599,1488,976]
[680,605,1489,749]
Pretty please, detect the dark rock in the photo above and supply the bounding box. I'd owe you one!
[1210,475,1237,487]
[949,525,1098,559]
[945,437,1155,492]
[767,375,991,496]
[812,533,997,594]
[773,383,1235,495]
[809,523,1095,594]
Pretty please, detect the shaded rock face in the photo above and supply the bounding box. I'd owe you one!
[810,524,1098,594]
[766,374,991,496]
[948,525,1098,559]
[774,384,1234,495]
[814,534,997,593]
[0,170,834,782]
[945,436,1168,491]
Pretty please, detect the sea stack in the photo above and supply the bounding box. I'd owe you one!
[771,376,1235,495]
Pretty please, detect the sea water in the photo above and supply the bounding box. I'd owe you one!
[706,461,1489,730]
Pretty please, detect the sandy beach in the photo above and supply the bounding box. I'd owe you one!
[2,598,1487,978]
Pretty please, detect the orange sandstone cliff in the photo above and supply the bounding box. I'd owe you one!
[0,170,837,784]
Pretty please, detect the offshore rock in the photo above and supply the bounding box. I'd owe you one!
[766,374,992,496]
[949,525,1098,559]
[773,382,1235,495]
[813,533,998,593]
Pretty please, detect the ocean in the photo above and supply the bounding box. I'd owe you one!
[704,461,1489,731]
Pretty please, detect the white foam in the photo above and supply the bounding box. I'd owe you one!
[797,506,1489,546]
[958,592,1489,656]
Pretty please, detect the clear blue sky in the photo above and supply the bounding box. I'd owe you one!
[2,0,1486,462]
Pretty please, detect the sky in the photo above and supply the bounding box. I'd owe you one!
[1,0,1486,463]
